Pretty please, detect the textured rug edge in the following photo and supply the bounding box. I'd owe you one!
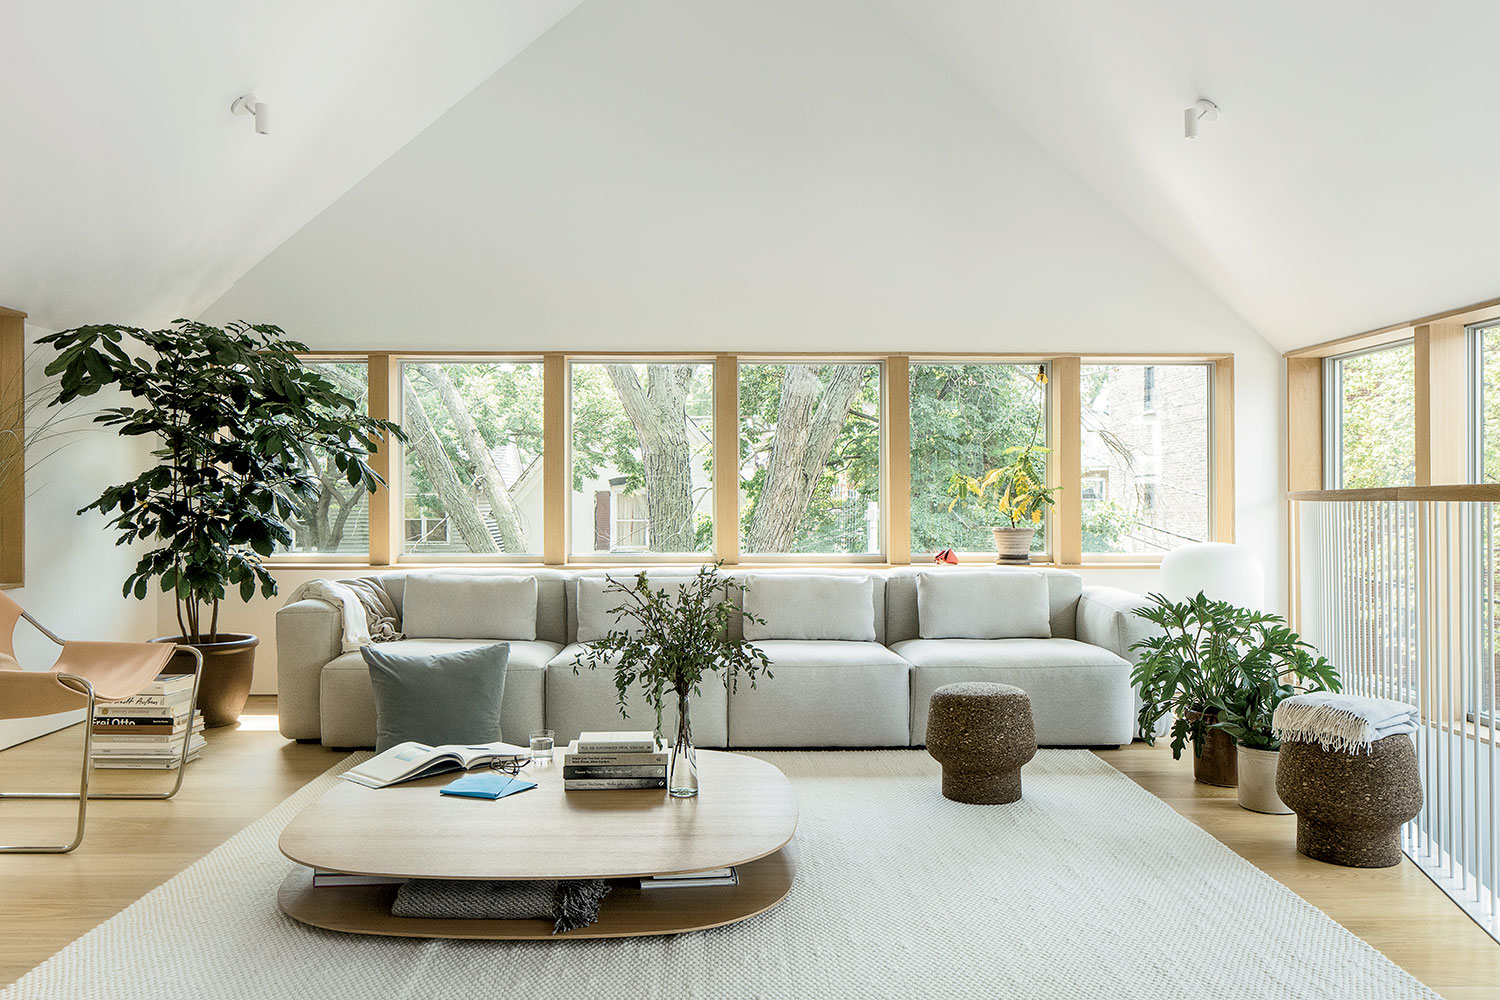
[1,750,365,998]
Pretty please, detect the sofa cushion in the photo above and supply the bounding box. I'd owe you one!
[401,574,537,641]
[727,640,909,747]
[885,568,1082,643]
[893,637,1133,747]
[917,570,1051,639]
[361,642,510,752]
[742,575,876,642]
[320,639,558,749]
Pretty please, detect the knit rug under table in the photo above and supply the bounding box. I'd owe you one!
[1,749,1438,1000]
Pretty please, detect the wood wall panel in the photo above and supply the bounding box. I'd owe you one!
[0,307,27,589]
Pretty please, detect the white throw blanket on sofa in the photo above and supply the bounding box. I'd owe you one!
[284,579,404,653]
[1272,693,1418,753]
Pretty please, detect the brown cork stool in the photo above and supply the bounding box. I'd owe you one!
[925,682,1037,804]
[1275,734,1423,868]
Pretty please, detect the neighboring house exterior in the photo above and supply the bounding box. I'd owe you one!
[1080,364,1210,553]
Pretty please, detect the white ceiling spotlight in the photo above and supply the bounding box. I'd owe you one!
[1183,98,1219,140]
[230,93,270,135]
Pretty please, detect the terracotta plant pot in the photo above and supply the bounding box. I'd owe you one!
[1186,710,1238,787]
[1236,745,1291,814]
[990,526,1036,565]
[153,633,259,728]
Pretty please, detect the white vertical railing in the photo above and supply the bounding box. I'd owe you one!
[1295,495,1498,941]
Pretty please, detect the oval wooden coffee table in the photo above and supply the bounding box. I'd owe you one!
[278,749,798,939]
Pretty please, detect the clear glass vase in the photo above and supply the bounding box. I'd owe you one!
[668,695,698,798]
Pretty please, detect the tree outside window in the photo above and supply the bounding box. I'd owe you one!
[739,363,881,555]
[278,361,371,555]
[1330,343,1416,490]
[908,363,1047,554]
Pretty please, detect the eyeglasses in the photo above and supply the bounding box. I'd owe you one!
[488,756,533,776]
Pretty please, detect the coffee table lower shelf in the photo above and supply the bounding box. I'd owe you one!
[278,842,797,940]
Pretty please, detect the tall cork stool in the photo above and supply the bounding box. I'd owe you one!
[1275,735,1422,868]
[925,682,1036,804]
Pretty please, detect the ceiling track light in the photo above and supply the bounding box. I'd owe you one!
[1183,98,1218,140]
[230,93,270,135]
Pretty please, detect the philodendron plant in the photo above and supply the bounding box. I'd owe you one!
[1131,592,1341,757]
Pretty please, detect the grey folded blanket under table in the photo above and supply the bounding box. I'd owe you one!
[391,878,612,934]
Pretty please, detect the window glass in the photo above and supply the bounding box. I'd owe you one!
[570,362,714,555]
[279,361,371,555]
[739,363,882,555]
[401,362,544,555]
[1480,325,1500,484]
[1082,363,1210,554]
[908,363,1048,554]
[1330,342,1416,489]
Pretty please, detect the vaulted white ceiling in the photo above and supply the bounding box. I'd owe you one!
[0,0,581,331]
[5,1,1499,351]
[871,0,1500,349]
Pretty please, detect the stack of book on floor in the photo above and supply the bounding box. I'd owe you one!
[562,731,667,791]
[90,673,205,769]
[639,867,739,890]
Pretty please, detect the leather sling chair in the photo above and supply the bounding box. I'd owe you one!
[0,591,203,853]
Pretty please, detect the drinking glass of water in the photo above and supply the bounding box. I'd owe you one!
[529,729,555,761]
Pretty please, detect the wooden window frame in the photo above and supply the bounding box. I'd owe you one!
[1285,295,1500,495]
[262,350,1236,570]
[0,306,25,589]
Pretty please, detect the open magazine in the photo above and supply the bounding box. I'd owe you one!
[342,740,530,789]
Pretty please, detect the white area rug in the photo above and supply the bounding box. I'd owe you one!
[3,750,1437,1000]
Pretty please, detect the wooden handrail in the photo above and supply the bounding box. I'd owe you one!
[1287,484,1500,502]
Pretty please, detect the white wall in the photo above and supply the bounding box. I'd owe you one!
[1,323,155,747]
[193,0,1287,692]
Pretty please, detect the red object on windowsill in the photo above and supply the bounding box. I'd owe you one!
[934,548,959,565]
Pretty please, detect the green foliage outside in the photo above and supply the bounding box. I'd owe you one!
[909,364,1050,553]
[407,363,545,516]
[1337,344,1416,489]
[738,363,881,554]
[1482,327,1500,484]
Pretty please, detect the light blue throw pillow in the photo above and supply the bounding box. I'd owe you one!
[361,643,510,753]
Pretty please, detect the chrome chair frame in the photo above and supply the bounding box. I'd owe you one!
[0,607,204,853]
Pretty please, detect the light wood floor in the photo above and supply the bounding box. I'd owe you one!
[1,700,1497,997]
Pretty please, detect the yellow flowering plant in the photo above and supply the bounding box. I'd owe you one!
[946,443,1059,530]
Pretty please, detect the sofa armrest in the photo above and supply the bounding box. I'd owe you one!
[1076,586,1165,740]
[276,598,344,741]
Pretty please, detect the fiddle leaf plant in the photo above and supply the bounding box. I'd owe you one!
[572,564,772,741]
[38,320,404,644]
[1131,592,1341,758]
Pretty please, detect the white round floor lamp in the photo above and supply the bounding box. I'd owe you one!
[1158,542,1264,610]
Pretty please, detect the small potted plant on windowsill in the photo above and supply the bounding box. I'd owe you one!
[1130,592,1340,801]
[947,443,1058,564]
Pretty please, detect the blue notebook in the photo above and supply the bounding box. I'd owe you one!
[440,772,537,800]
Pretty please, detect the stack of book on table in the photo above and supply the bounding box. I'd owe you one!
[90,673,205,769]
[640,867,740,890]
[562,731,667,791]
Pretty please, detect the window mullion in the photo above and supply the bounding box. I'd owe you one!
[886,355,911,565]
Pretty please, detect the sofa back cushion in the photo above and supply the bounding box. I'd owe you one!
[401,574,538,640]
[381,570,569,644]
[884,567,1082,643]
[917,571,1051,639]
[742,575,877,642]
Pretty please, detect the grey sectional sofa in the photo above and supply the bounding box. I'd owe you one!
[275,566,1157,750]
